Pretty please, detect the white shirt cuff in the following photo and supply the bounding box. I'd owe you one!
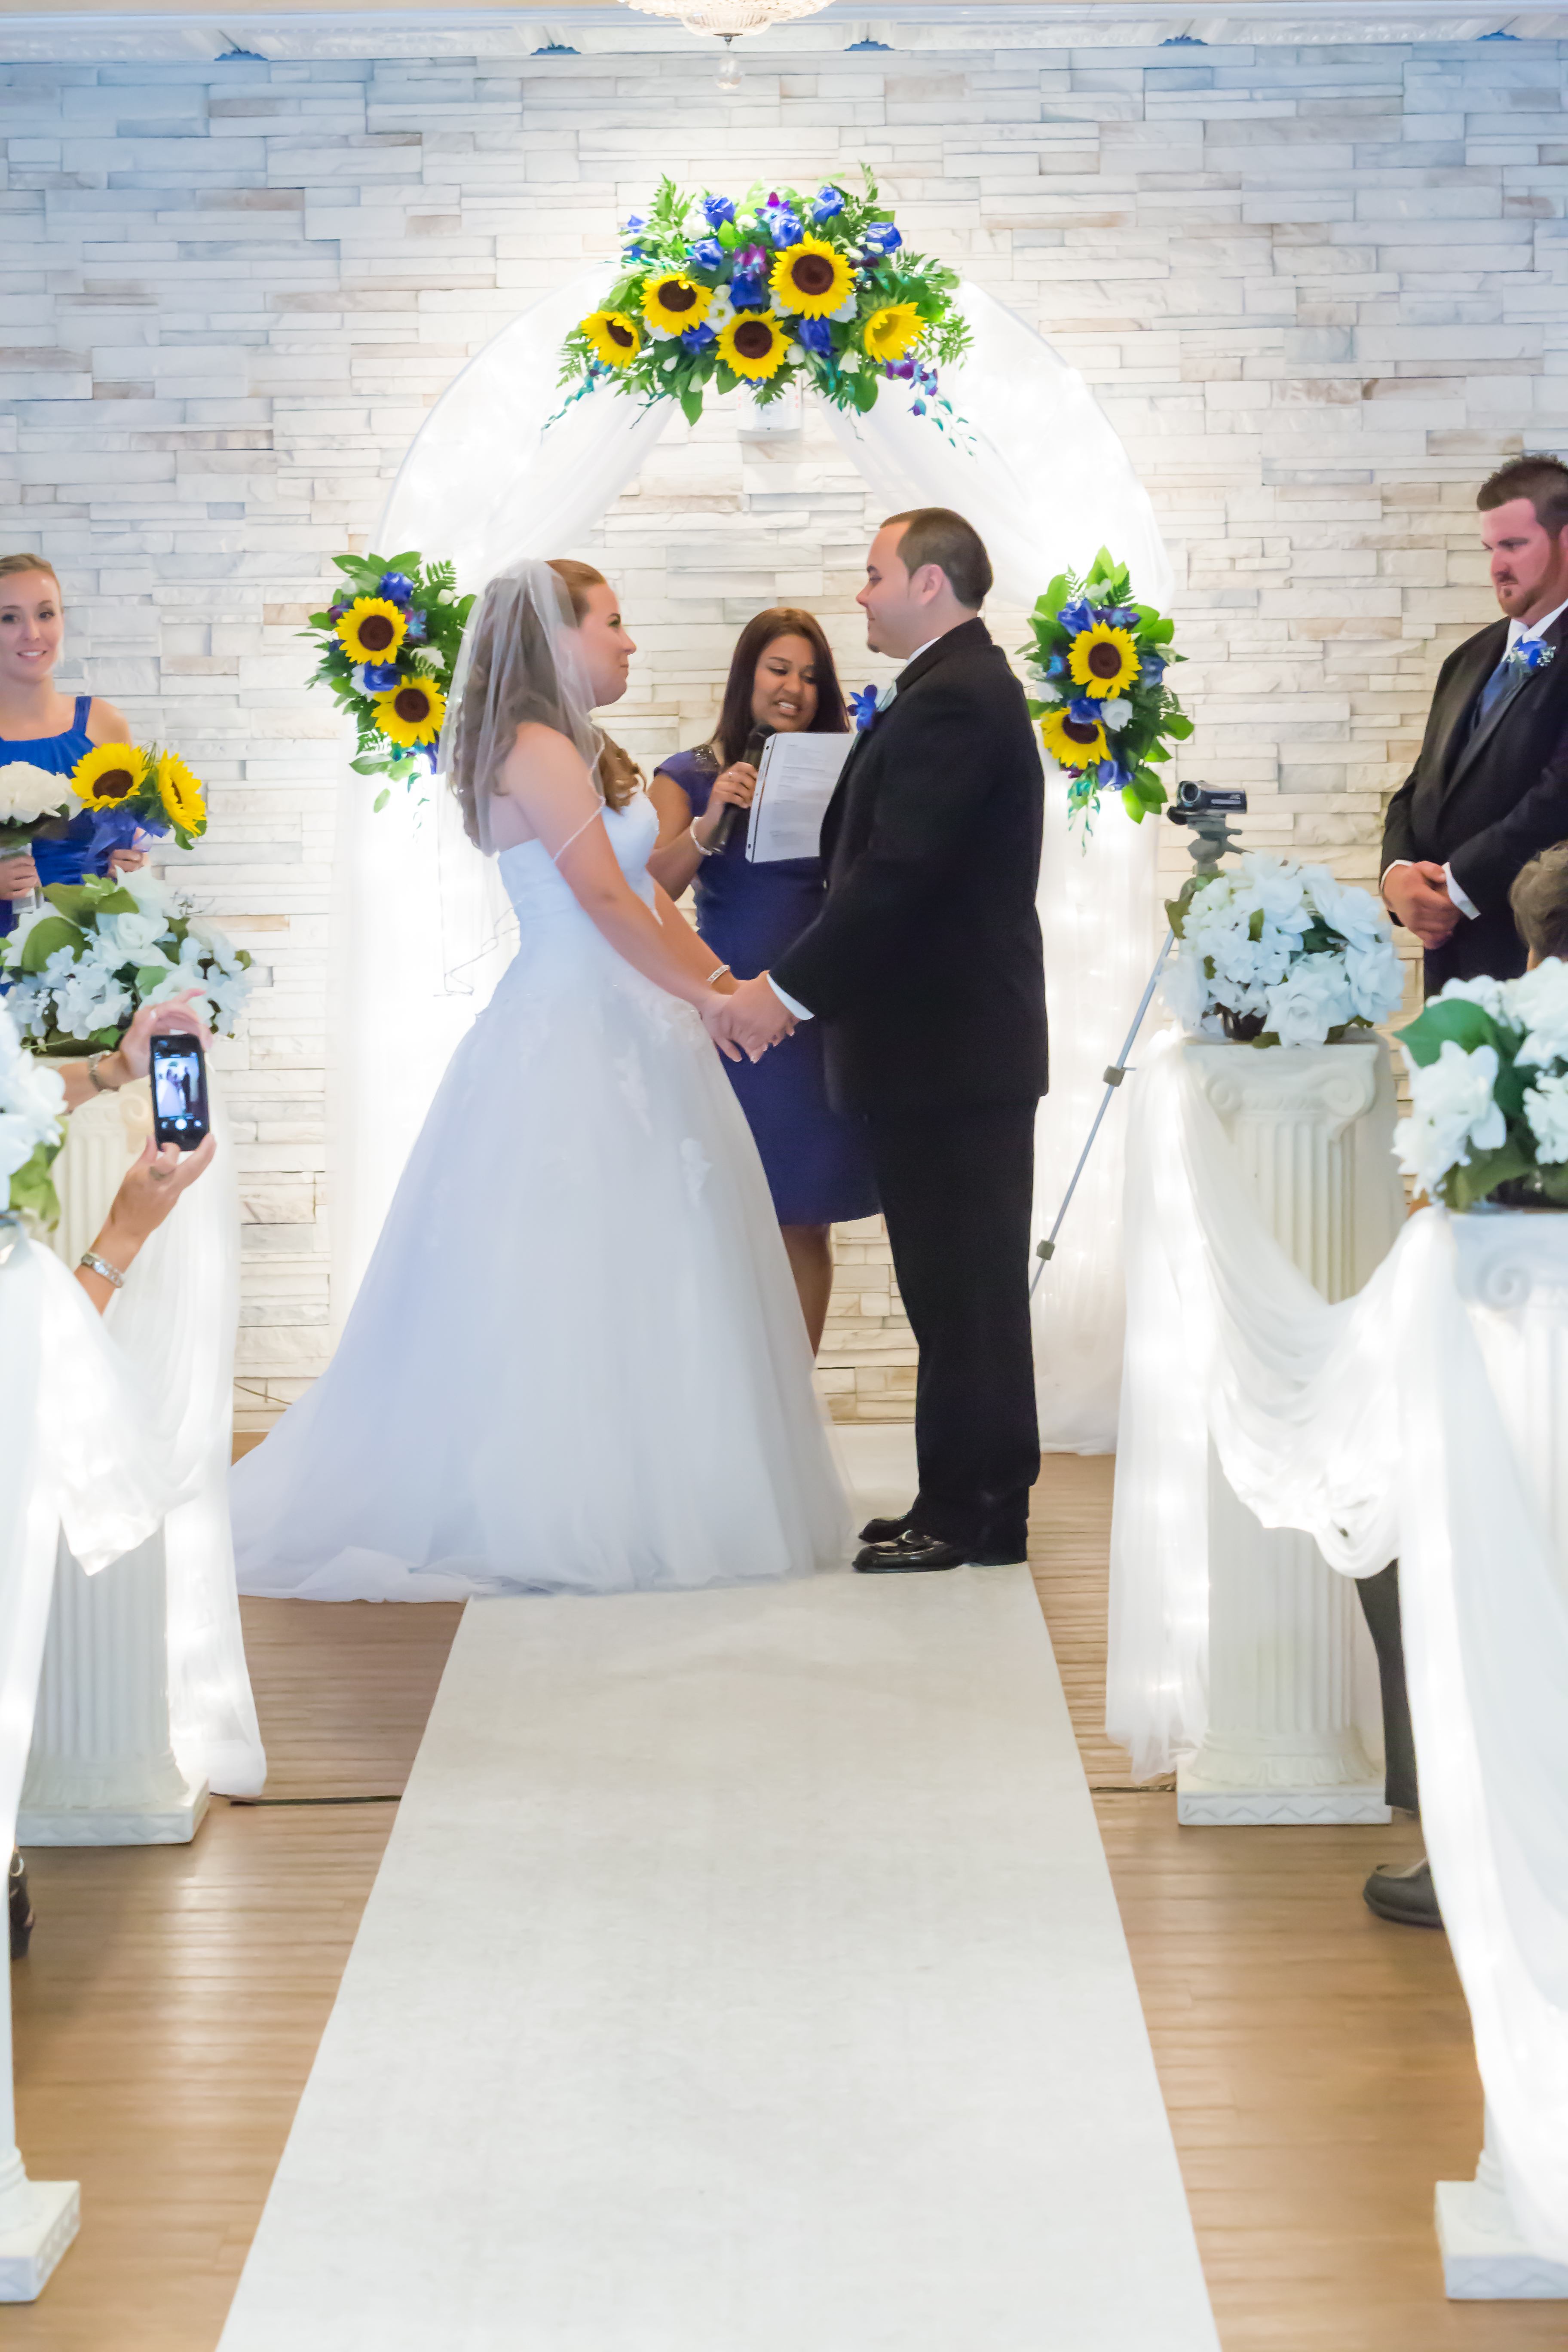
[767,977,813,1022]
[1444,863,1480,920]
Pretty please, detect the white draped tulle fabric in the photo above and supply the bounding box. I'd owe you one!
[0,1237,187,1871]
[328,271,1172,1452]
[1108,1029,1568,2260]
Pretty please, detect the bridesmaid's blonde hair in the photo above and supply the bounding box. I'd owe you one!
[0,553,61,594]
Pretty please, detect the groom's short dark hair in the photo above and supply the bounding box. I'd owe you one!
[1478,455,1568,537]
[884,508,992,609]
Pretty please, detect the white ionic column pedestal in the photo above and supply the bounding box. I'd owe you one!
[17,1077,207,1848]
[0,2001,77,2303]
[1434,1222,1568,2298]
[1177,1041,1389,1826]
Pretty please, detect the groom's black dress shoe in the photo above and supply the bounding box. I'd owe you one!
[853,1531,1028,1574]
[1363,1855,1443,1929]
[858,1512,912,1544]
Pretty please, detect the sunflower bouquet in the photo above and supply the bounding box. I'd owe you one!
[1022,551,1191,828]
[560,171,969,430]
[303,550,475,808]
[0,870,252,1058]
[69,741,207,854]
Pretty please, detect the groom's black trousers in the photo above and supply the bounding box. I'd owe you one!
[863,1101,1041,1558]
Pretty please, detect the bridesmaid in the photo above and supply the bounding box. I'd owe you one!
[649,608,877,1354]
[0,553,146,936]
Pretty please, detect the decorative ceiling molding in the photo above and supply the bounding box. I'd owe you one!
[0,0,1563,55]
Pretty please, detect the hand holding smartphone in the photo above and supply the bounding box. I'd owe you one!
[150,1031,211,1150]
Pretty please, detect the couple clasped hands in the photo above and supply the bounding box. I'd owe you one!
[703,971,798,1064]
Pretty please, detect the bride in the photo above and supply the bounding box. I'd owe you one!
[231,560,848,1600]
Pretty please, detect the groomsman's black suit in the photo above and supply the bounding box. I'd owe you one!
[1381,608,1568,992]
[772,616,1047,1560]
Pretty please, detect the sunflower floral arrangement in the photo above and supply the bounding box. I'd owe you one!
[1394,963,1568,1209]
[303,551,475,809]
[0,1000,65,1231]
[68,741,207,854]
[561,172,969,430]
[0,870,252,1057]
[1161,854,1405,1048]
[1022,551,1191,827]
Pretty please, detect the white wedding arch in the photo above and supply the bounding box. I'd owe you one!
[331,270,1175,1449]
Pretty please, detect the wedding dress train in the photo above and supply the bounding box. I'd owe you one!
[230,793,848,1599]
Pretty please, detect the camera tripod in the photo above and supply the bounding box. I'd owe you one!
[1029,786,1246,1297]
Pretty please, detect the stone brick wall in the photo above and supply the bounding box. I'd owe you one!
[3,30,1564,1421]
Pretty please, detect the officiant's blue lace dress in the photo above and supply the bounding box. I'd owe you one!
[657,747,877,1227]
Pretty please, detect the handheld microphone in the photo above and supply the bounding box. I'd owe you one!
[709,723,775,851]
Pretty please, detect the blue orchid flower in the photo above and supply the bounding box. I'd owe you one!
[326,602,348,622]
[1045,652,1066,678]
[690,236,726,274]
[811,184,845,223]
[404,609,427,642]
[700,193,735,229]
[678,322,717,352]
[862,222,903,255]
[622,243,649,265]
[797,316,834,355]
[850,684,881,732]
[729,270,769,311]
[1138,655,1167,686]
[761,193,802,245]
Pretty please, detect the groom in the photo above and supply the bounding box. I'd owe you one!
[711,509,1047,1571]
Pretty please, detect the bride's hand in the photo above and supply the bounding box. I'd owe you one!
[701,990,744,1062]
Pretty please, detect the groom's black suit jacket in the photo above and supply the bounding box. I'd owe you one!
[770,617,1047,1113]
[1381,610,1568,990]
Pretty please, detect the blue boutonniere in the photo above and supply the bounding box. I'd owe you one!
[1506,637,1556,677]
[851,684,882,732]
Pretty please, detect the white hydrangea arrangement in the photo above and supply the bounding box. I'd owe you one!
[1161,853,1406,1047]
[0,869,252,1057]
[0,1000,65,1228]
[1394,962,1568,1209]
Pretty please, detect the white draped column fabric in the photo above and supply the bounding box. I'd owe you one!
[1110,1027,1568,2272]
[332,270,1172,1450]
[18,1078,263,1843]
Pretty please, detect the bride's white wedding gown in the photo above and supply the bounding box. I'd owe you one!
[231,792,849,1600]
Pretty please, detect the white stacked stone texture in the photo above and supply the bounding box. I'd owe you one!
[3,35,1564,1421]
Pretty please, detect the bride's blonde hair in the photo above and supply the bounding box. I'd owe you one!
[445,557,642,846]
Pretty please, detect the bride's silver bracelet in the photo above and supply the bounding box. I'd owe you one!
[705,964,730,987]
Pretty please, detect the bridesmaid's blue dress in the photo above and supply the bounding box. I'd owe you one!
[658,747,878,1226]
[0,695,103,938]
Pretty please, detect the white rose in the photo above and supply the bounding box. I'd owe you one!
[1263,950,1353,1046]
[1160,944,1213,1032]
[1099,698,1133,733]
[1396,1039,1506,1194]
[0,760,73,827]
[839,350,863,375]
[1524,1069,1568,1163]
[1433,974,1517,1028]
[1342,934,1404,1023]
[1302,867,1389,949]
[1236,852,1313,934]
[98,911,168,959]
[1507,957,1568,1067]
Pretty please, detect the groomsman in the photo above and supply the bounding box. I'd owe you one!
[711,509,1047,1571]
[1364,454,1568,1930]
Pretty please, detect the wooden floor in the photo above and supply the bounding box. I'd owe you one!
[2,1455,1560,2349]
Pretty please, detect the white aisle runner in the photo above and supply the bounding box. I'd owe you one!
[220,1434,1218,2352]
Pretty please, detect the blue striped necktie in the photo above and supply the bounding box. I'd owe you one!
[1473,646,1517,730]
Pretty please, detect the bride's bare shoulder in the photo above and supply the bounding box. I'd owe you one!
[500,720,591,789]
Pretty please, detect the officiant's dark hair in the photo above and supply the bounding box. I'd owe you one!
[884,508,992,609]
[1478,456,1568,538]
[705,608,848,773]
[1511,842,1568,963]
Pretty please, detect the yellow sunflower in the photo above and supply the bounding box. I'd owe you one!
[716,313,789,383]
[862,303,923,364]
[770,235,855,319]
[1068,621,1139,701]
[581,309,642,368]
[155,748,206,836]
[70,741,147,808]
[641,273,710,337]
[1038,704,1107,773]
[334,597,407,665]
[373,675,446,747]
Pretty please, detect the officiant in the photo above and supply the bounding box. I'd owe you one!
[649,609,877,1353]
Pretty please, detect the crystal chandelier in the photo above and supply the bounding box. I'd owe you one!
[620,0,832,38]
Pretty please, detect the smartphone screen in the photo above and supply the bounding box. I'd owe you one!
[150,1033,210,1151]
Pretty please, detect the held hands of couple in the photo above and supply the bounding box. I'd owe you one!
[1382,859,1461,950]
[701,972,796,1063]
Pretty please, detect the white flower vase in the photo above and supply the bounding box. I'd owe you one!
[16,1072,209,1847]
[1176,1039,1392,1825]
